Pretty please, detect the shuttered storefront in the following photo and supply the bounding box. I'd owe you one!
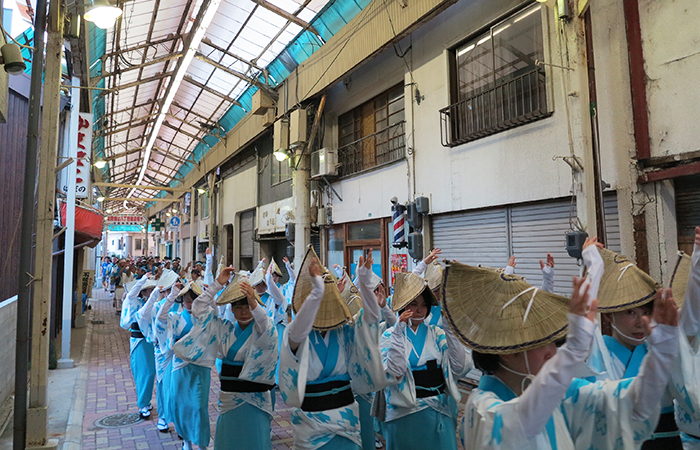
[432,193,621,295]
[676,175,700,254]
[239,209,256,271]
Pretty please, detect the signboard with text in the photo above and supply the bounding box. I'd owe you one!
[75,113,93,198]
[106,214,147,226]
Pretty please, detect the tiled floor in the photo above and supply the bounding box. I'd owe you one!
[80,291,293,450]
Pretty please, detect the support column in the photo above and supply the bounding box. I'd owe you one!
[25,0,62,447]
[293,149,311,264]
[57,79,81,370]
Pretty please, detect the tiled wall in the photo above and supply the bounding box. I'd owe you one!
[0,296,17,406]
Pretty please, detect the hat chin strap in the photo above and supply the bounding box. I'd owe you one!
[237,316,254,325]
[499,351,536,394]
[408,317,425,328]
[611,316,647,344]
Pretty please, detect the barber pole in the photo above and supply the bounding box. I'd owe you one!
[392,208,406,248]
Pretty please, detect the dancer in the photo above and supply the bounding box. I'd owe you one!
[174,267,279,450]
[279,249,387,450]
[120,274,158,418]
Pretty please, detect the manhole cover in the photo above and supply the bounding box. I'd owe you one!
[91,320,105,324]
[94,413,142,428]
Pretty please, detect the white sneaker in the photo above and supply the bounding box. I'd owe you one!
[138,406,151,418]
[182,442,193,450]
[375,437,383,449]
[157,418,168,432]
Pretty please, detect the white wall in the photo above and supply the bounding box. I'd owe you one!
[220,166,258,263]
[0,297,17,407]
[639,0,700,158]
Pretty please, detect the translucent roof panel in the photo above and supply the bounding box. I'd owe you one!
[89,0,370,211]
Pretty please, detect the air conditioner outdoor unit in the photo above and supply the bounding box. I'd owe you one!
[310,148,338,178]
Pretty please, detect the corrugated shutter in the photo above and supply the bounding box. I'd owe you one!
[676,176,700,240]
[240,210,255,257]
[603,192,622,253]
[311,233,321,256]
[509,199,580,296]
[432,208,509,268]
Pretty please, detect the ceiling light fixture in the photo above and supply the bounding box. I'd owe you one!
[0,43,26,74]
[97,196,105,202]
[197,188,206,195]
[84,0,123,30]
[127,0,223,201]
[94,160,107,169]
[273,149,290,162]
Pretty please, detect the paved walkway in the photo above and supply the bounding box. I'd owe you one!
[79,291,294,450]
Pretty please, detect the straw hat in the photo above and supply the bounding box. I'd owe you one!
[594,248,660,313]
[178,280,203,299]
[391,272,437,312]
[249,265,265,287]
[292,246,351,330]
[338,270,363,317]
[425,261,444,291]
[216,273,264,307]
[442,261,570,355]
[670,252,691,310]
[157,269,179,290]
[269,258,283,277]
[215,256,226,278]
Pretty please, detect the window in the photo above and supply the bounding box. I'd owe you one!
[440,4,551,147]
[338,85,405,177]
[135,239,142,251]
[271,155,292,184]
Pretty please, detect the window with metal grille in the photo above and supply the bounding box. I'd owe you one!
[338,84,405,177]
[440,4,551,147]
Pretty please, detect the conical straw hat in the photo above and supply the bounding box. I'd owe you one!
[442,261,570,355]
[670,251,691,310]
[125,277,158,295]
[425,261,444,291]
[391,272,436,312]
[249,265,265,287]
[594,248,660,313]
[216,273,264,307]
[269,258,283,277]
[292,246,351,330]
[157,269,179,290]
[178,280,203,299]
[338,270,363,318]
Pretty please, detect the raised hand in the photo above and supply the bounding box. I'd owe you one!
[695,226,700,247]
[217,266,235,285]
[206,248,212,255]
[375,284,387,308]
[583,236,604,250]
[337,276,347,293]
[571,276,597,322]
[508,256,516,268]
[649,288,679,330]
[240,281,258,309]
[399,310,413,324]
[424,248,442,265]
[309,258,321,278]
[539,253,555,270]
[283,256,289,264]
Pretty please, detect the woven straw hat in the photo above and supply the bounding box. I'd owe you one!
[391,272,436,312]
[594,248,660,313]
[178,280,203,299]
[292,246,351,330]
[442,261,570,355]
[269,258,283,277]
[215,273,265,307]
[670,251,691,310]
[425,261,444,291]
[249,265,265,287]
[338,270,363,317]
[157,269,179,290]
[125,277,158,295]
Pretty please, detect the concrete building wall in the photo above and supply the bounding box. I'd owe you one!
[0,297,17,407]
[221,166,258,265]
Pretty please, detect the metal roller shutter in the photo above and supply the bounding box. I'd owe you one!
[603,192,622,254]
[240,210,255,257]
[509,199,580,295]
[432,208,509,268]
[676,175,700,254]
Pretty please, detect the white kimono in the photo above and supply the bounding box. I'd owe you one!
[462,314,678,450]
[173,280,279,417]
[279,269,388,450]
[120,275,149,354]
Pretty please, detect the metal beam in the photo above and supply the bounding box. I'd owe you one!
[99,53,181,79]
[94,182,190,192]
[156,136,192,153]
[172,101,220,125]
[201,37,265,72]
[638,161,700,183]
[183,75,242,106]
[101,146,146,161]
[103,99,159,119]
[97,115,157,137]
[248,0,319,37]
[162,120,207,142]
[194,52,277,98]
[98,71,173,98]
[103,35,180,59]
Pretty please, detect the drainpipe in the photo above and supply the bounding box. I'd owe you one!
[14,0,47,448]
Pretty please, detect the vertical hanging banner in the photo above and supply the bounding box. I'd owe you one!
[75,112,93,198]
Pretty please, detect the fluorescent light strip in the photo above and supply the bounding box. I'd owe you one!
[127,0,223,199]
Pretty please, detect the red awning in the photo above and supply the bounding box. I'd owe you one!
[60,202,104,241]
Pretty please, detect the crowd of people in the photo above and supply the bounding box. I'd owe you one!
[112,224,700,450]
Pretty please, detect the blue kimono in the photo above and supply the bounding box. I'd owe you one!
[120,276,156,410]
[175,280,279,450]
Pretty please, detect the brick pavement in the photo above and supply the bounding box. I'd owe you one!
[80,292,293,450]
